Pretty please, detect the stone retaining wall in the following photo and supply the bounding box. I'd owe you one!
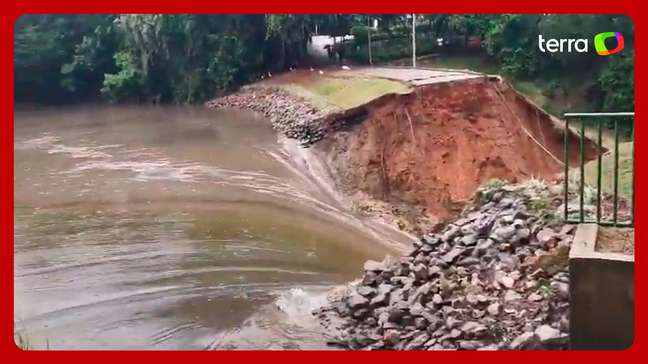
[315,181,574,350]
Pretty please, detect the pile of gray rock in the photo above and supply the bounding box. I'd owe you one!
[206,86,328,145]
[315,181,574,350]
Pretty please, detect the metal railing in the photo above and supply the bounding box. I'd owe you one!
[563,112,635,227]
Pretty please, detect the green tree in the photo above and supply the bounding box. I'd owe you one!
[599,50,634,112]
[14,15,117,102]
[485,14,542,78]
[265,15,314,70]
[14,13,635,111]
[101,50,143,102]
[106,14,269,103]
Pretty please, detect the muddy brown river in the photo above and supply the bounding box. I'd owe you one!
[14,105,409,350]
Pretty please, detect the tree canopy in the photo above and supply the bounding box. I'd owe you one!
[14,14,634,112]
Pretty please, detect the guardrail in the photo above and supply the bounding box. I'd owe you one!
[563,112,635,227]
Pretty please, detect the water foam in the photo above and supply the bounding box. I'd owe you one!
[274,288,327,320]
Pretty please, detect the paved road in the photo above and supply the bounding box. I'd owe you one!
[349,66,485,86]
[307,35,354,66]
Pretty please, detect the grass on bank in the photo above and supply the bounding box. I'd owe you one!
[561,116,633,202]
[282,76,411,111]
[584,141,634,200]
[310,77,411,109]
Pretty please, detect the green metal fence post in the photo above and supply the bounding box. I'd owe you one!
[631,122,635,226]
[579,119,585,223]
[564,117,569,221]
[563,112,634,227]
[613,120,620,225]
[597,119,603,224]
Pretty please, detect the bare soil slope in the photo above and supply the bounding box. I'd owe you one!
[320,77,596,230]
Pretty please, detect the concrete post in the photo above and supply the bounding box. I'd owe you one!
[569,224,634,349]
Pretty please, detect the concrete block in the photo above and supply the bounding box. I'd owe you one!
[569,224,634,350]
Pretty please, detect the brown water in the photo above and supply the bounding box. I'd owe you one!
[14,105,409,350]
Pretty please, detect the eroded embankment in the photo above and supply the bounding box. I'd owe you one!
[205,74,602,351]
[316,77,598,233]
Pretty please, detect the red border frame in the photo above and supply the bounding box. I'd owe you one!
[1,0,642,360]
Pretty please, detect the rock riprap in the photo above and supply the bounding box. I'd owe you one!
[315,181,573,350]
[206,86,328,145]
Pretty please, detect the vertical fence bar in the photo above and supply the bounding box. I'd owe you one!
[564,117,570,221]
[579,119,585,223]
[613,120,620,225]
[563,112,633,227]
[596,119,603,224]
[631,121,635,226]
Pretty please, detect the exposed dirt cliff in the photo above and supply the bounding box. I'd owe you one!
[316,77,598,233]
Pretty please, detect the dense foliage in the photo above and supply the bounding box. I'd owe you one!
[14,15,119,103]
[486,14,634,113]
[14,14,634,112]
[348,14,634,113]
[15,14,317,104]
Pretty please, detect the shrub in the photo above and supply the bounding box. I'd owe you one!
[599,51,635,112]
[351,25,369,46]
[101,51,143,102]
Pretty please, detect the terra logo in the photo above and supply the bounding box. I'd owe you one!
[594,32,624,56]
[538,32,624,56]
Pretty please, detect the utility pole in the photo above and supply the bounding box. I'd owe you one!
[367,15,373,65]
[412,14,416,68]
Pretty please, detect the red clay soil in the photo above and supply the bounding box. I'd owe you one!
[321,77,597,227]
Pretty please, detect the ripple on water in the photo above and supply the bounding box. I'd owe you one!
[14,106,401,349]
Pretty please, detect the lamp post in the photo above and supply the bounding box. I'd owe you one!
[412,13,417,68]
[368,15,373,65]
